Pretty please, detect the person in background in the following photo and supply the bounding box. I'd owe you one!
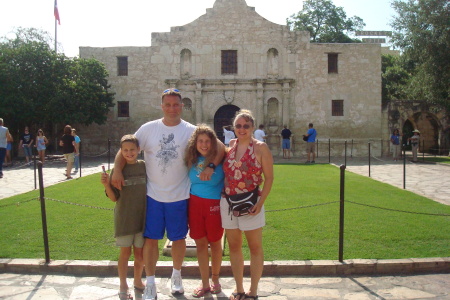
[101,134,146,300]
[72,128,81,172]
[223,125,236,147]
[185,125,225,298]
[35,129,48,165]
[253,124,266,143]
[0,118,13,179]
[59,125,76,180]
[19,126,34,165]
[4,122,13,167]
[222,109,274,300]
[303,123,317,164]
[409,129,420,162]
[281,125,292,159]
[390,129,401,161]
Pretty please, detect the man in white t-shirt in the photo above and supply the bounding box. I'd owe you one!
[112,89,223,300]
[254,124,267,142]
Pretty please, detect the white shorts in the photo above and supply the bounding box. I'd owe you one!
[220,197,265,231]
[116,232,144,248]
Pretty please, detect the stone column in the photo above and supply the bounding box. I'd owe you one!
[256,81,264,125]
[282,81,291,127]
[195,82,203,123]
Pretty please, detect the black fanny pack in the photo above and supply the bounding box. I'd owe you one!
[225,187,259,218]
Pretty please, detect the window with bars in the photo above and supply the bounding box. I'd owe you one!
[221,50,237,74]
[328,53,338,74]
[117,101,129,117]
[332,100,344,116]
[117,57,128,76]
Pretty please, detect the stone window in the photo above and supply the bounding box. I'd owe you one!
[182,98,192,111]
[332,100,344,116]
[117,56,128,76]
[221,50,237,74]
[328,53,338,74]
[117,101,129,117]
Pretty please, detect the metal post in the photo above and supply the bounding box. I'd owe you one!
[338,164,346,262]
[422,139,425,162]
[351,139,353,158]
[108,139,111,170]
[368,142,371,177]
[38,162,50,263]
[316,140,319,158]
[403,144,406,189]
[344,140,347,166]
[328,138,331,164]
[34,154,37,190]
[79,143,82,177]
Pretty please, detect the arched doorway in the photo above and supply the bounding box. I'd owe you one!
[214,105,240,142]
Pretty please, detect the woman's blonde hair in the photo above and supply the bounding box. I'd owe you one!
[233,109,255,127]
[185,124,218,169]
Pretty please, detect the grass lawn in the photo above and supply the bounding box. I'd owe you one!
[0,164,449,261]
[423,156,450,164]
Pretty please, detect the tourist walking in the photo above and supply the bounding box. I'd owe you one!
[281,125,292,159]
[221,109,273,300]
[409,129,420,162]
[19,126,34,164]
[59,125,76,180]
[390,129,401,161]
[72,128,81,172]
[303,123,317,163]
[0,118,13,178]
[35,129,48,164]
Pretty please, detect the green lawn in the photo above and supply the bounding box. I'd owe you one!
[0,164,449,261]
[423,156,450,164]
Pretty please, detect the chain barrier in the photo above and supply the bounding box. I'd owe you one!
[266,201,339,213]
[0,198,38,208]
[346,200,450,217]
[43,197,113,211]
[82,150,110,158]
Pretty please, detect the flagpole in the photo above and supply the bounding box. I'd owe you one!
[55,18,57,53]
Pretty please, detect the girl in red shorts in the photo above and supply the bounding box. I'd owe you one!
[185,125,225,298]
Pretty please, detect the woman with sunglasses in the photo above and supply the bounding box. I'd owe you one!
[221,109,274,300]
[185,124,225,298]
[35,129,48,164]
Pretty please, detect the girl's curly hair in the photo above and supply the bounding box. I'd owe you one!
[185,124,218,169]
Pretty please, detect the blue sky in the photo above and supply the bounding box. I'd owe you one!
[0,0,396,57]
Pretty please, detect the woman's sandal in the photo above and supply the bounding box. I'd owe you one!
[192,286,211,298]
[210,283,222,294]
[230,292,246,300]
[118,291,133,300]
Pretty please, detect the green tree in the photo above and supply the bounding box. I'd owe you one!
[390,0,450,111]
[382,54,411,104]
[287,0,365,43]
[0,28,114,141]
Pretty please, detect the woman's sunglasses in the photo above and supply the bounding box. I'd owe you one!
[234,124,251,129]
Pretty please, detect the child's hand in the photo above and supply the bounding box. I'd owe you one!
[100,172,110,186]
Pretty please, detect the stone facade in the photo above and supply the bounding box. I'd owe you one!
[79,0,383,157]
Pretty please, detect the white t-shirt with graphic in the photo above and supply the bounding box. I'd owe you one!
[135,119,196,202]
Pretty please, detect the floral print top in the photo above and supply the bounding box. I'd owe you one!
[223,139,263,195]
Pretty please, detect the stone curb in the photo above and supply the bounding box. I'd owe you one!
[1,257,449,277]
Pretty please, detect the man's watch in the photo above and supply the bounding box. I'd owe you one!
[207,163,216,170]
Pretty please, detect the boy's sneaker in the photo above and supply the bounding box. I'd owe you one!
[171,273,184,295]
[143,282,157,300]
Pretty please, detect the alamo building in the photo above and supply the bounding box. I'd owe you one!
[78,0,448,157]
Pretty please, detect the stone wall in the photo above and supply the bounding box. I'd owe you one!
[79,0,383,157]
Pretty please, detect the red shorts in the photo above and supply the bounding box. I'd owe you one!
[188,194,224,243]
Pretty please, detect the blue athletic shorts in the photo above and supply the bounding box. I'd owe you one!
[144,196,188,241]
[282,139,291,149]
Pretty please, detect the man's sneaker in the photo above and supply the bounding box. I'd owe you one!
[171,273,184,295]
[143,282,157,300]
